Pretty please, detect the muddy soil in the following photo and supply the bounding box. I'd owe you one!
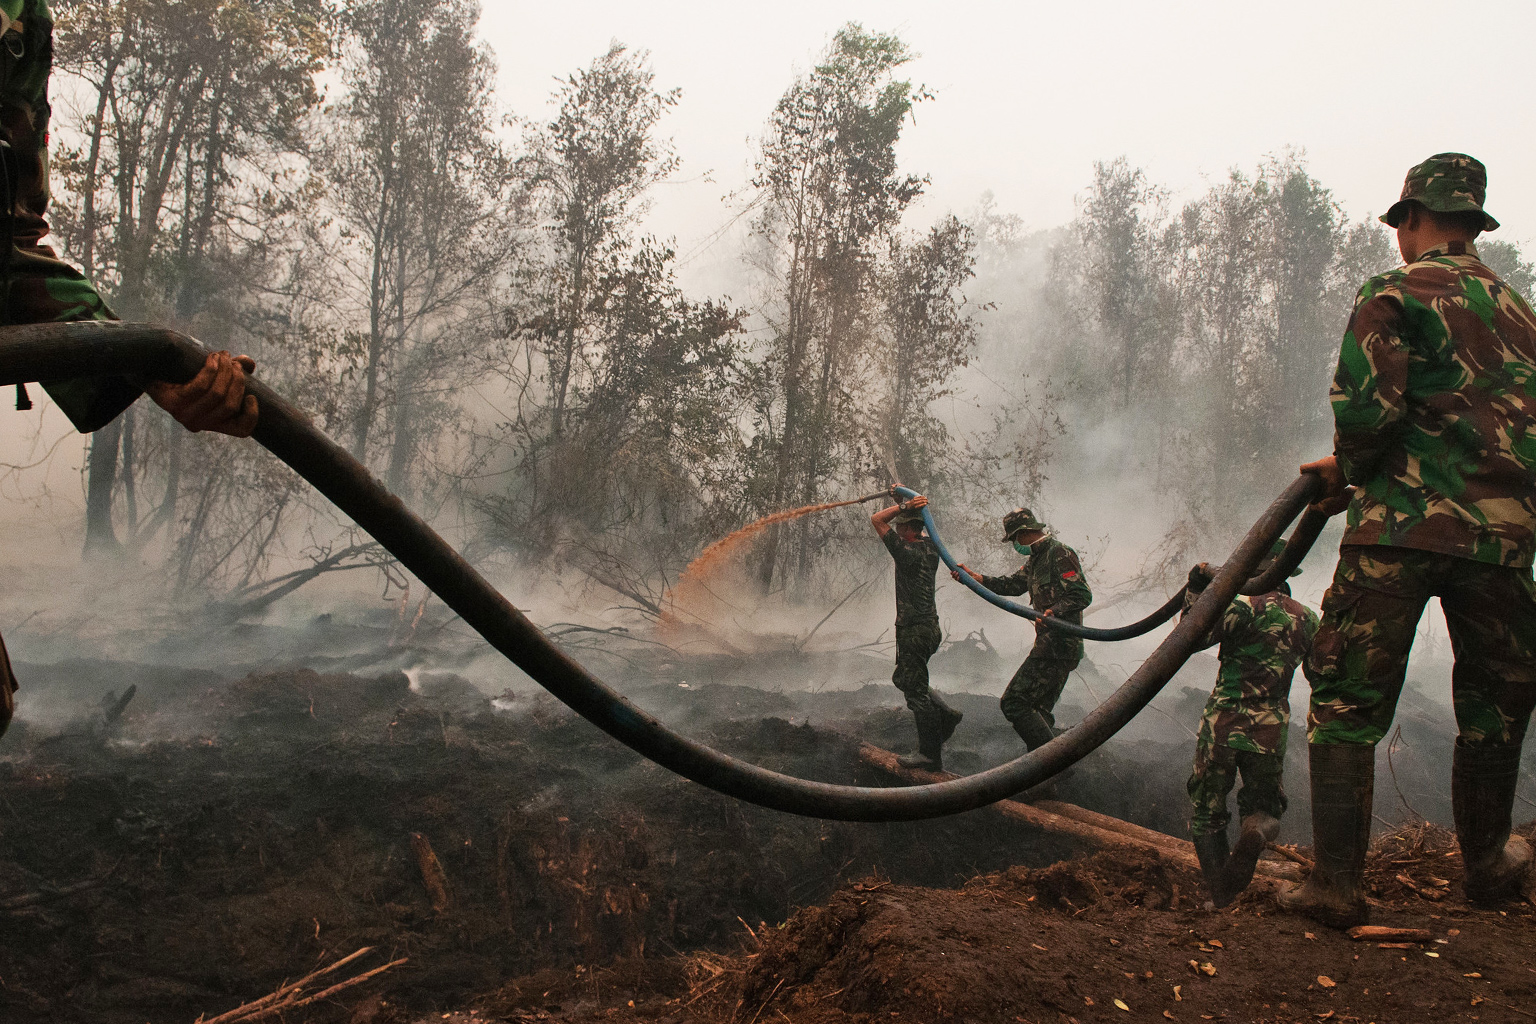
[475,825,1536,1024]
[0,619,1523,1024]
[0,663,1102,1023]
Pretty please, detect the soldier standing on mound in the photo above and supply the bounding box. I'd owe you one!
[1183,540,1319,908]
[1286,153,1536,927]
[953,507,1092,752]
[872,492,963,770]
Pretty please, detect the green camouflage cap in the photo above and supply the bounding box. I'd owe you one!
[1000,507,1047,541]
[891,506,927,526]
[1381,152,1499,231]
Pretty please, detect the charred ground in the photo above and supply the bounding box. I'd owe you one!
[0,614,1527,1024]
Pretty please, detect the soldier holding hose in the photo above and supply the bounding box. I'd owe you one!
[1288,153,1536,925]
[953,507,1092,753]
[872,493,965,770]
[1183,541,1319,908]
[0,0,255,739]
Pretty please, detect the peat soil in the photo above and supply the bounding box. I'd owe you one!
[478,826,1536,1024]
[0,619,1526,1024]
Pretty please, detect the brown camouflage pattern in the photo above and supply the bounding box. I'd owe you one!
[999,654,1077,729]
[1,0,129,432]
[1182,588,1319,757]
[1331,242,1536,567]
[981,534,1093,660]
[1382,152,1498,230]
[1307,545,1536,746]
[1187,745,1286,838]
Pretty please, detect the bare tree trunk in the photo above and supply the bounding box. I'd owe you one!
[84,419,122,556]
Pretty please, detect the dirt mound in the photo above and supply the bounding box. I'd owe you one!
[476,833,1536,1024]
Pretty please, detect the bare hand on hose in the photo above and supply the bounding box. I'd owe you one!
[1300,454,1351,516]
[147,351,259,437]
[951,563,982,583]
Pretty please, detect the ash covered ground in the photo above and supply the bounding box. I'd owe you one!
[0,600,1525,1023]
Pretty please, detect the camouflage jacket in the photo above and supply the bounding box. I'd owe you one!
[981,534,1092,658]
[0,0,132,431]
[1332,241,1536,567]
[1183,588,1319,756]
[882,529,939,626]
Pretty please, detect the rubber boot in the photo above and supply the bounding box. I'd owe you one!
[897,711,944,771]
[1192,830,1234,908]
[1222,811,1280,900]
[1013,711,1071,798]
[1012,710,1055,752]
[932,692,965,746]
[1276,743,1373,928]
[1452,742,1534,903]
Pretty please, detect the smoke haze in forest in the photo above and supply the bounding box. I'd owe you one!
[0,1,1506,758]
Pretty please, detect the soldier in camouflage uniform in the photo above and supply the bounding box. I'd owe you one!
[1283,154,1536,926]
[0,0,258,739]
[872,493,963,770]
[1183,541,1319,907]
[954,507,1092,752]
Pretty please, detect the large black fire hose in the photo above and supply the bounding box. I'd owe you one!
[895,485,1330,640]
[0,322,1324,821]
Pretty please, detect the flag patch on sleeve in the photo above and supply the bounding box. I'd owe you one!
[1061,570,1078,580]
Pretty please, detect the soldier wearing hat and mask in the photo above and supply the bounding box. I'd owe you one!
[1289,153,1536,925]
[871,493,963,770]
[954,507,1092,752]
[1182,540,1319,907]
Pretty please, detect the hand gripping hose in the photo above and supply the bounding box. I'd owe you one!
[894,486,1330,640]
[0,322,1324,821]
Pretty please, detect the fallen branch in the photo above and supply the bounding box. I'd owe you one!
[1347,925,1434,943]
[859,743,1303,882]
[195,946,402,1023]
[1,860,122,911]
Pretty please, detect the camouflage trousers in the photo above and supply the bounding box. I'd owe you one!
[1187,737,1286,837]
[892,620,944,716]
[1307,545,1536,747]
[1000,645,1080,729]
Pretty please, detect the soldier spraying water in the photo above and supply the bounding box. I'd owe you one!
[871,493,963,770]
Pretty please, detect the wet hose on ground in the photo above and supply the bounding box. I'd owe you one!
[894,484,1330,639]
[0,322,1326,822]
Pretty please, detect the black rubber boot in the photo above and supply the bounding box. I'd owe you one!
[1276,743,1373,928]
[1193,830,1234,908]
[1452,742,1534,903]
[1222,811,1280,900]
[897,711,944,771]
[932,693,964,745]
[1012,710,1056,752]
[1013,711,1072,798]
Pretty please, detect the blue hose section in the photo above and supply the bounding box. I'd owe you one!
[890,485,1187,642]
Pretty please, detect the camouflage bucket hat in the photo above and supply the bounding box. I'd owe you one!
[891,506,927,526]
[1000,507,1047,541]
[1381,152,1499,231]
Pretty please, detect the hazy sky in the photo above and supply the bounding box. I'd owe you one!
[482,0,1535,286]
